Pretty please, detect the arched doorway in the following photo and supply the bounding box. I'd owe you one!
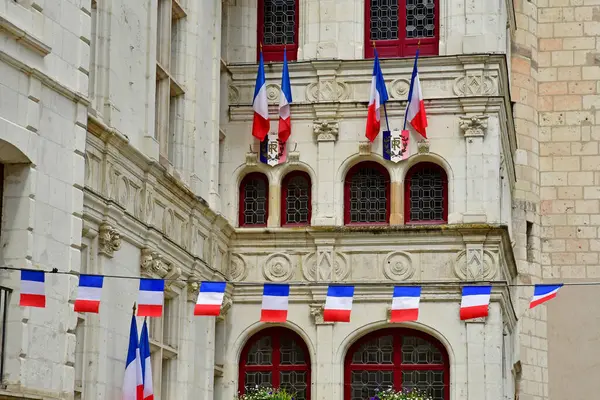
[344,328,449,400]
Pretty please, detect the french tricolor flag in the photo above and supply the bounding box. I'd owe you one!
[278,48,292,143]
[530,284,563,309]
[323,285,355,322]
[139,319,154,400]
[19,270,45,308]
[74,275,104,313]
[260,284,289,322]
[252,50,270,141]
[122,313,143,400]
[390,286,421,323]
[404,50,428,138]
[365,49,389,142]
[137,279,164,317]
[460,286,492,320]
[194,281,227,316]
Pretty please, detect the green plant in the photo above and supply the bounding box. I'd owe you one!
[236,386,296,400]
[372,387,434,400]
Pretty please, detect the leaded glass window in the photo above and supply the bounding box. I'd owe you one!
[282,172,311,225]
[258,0,299,62]
[345,329,448,400]
[239,328,311,399]
[405,162,447,223]
[239,173,268,227]
[406,0,436,39]
[345,162,390,225]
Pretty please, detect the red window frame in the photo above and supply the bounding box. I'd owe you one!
[364,0,439,59]
[281,171,312,227]
[257,0,300,62]
[344,161,391,226]
[404,162,448,224]
[344,328,450,400]
[239,327,311,398]
[239,172,269,228]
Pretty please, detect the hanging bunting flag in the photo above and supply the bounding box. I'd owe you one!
[74,274,104,313]
[260,283,290,322]
[194,281,227,316]
[365,49,389,142]
[20,270,46,308]
[260,133,287,167]
[252,50,270,141]
[383,129,410,163]
[529,284,563,309]
[323,285,355,322]
[278,48,292,143]
[460,286,492,320]
[137,279,165,317]
[404,49,428,138]
[390,286,421,322]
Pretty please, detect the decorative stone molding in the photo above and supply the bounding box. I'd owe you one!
[383,251,415,281]
[453,73,497,96]
[464,317,487,323]
[302,251,349,282]
[313,120,339,142]
[229,253,248,281]
[262,253,294,282]
[217,294,233,321]
[459,115,489,138]
[140,247,171,277]
[417,139,430,154]
[359,141,372,155]
[306,80,350,102]
[245,151,258,166]
[453,248,498,280]
[98,223,121,258]
[309,304,333,325]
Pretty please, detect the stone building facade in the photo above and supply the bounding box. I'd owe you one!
[0,0,594,399]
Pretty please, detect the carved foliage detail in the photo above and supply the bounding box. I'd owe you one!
[140,247,171,277]
[459,115,489,137]
[453,248,497,280]
[309,304,333,325]
[383,251,415,281]
[263,253,294,282]
[98,224,121,257]
[313,120,339,142]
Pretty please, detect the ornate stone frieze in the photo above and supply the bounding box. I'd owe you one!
[359,141,372,155]
[262,253,295,282]
[302,250,349,282]
[309,304,333,325]
[459,115,489,138]
[382,251,415,281]
[306,80,350,102]
[313,120,339,142]
[98,223,121,257]
[453,73,498,96]
[453,248,498,280]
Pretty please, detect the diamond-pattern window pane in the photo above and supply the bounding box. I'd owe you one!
[349,167,388,223]
[408,164,445,222]
[370,0,399,40]
[243,176,267,225]
[285,175,310,224]
[350,370,394,400]
[402,370,445,400]
[351,335,394,364]
[280,371,307,399]
[263,0,297,45]
[245,371,272,389]
[401,336,444,364]
[246,336,272,365]
[406,0,436,38]
[280,336,306,365]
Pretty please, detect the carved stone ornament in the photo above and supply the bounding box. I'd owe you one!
[266,84,280,103]
[187,280,200,303]
[359,141,372,155]
[229,253,248,281]
[245,151,258,166]
[417,139,430,154]
[228,85,240,104]
[453,73,497,96]
[383,251,415,281]
[217,294,233,321]
[302,251,349,282]
[306,80,350,102]
[313,120,339,142]
[459,115,489,138]
[453,248,498,280]
[309,304,333,325]
[390,78,410,100]
[288,150,300,164]
[262,253,294,282]
[140,247,171,277]
[98,223,121,258]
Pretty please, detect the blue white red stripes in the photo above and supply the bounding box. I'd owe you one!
[261,284,290,322]
[139,319,154,400]
[390,286,421,322]
[19,270,45,308]
[74,274,104,313]
[137,279,165,317]
[194,281,227,316]
[365,50,389,142]
[460,286,492,320]
[252,51,270,141]
[530,284,563,309]
[278,48,292,143]
[122,314,143,400]
[404,50,428,138]
[323,285,355,322]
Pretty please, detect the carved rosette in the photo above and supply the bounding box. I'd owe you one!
[302,251,349,281]
[390,78,410,100]
[262,253,294,282]
[383,251,415,281]
[313,120,339,142]
[309,304,333,325]
[98,223,121,258]
[459,115,489,137]
[453,249,498,280]
[266,84,280,103]
[229,253,248,282]
[228,86,240,104]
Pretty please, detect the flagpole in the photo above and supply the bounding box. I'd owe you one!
[132,302,136,315]
[375,41,391,133]
[404,40,421,130]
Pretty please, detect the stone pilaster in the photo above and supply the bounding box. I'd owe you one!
[313,120,339,225]
[460,115,489,223]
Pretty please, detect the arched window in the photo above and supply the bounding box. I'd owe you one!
[239,172,269,227]
[344,161,390,225]
[281,171,311,226]
[404,162,448,224]
[239,327,311,399]
[365,0,439,59]
[258,0,299,62]
[344,329,449,400]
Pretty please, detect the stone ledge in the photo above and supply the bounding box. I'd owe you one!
[0,15,51,56]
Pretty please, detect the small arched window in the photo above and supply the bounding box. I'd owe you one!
[258,0,299,62]
[405,162,448,224]
[344,328,449,400]
[344,161,390,225]
[239,327,311,399]
[281,171,311,226]
[239,172,269,227]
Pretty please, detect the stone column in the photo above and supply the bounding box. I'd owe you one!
[313,120,339,225]
[309,304,335,400]
[465,318,486,399]
[268,183,281,228]
[460,114,489,223]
